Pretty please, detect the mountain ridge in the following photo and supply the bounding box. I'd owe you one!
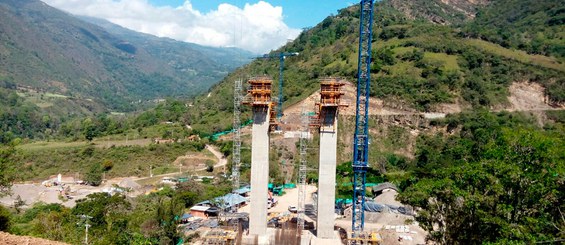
[183,0,565,134]
[0,0,251,112]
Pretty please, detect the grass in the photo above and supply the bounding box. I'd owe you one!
[392,46,416,56]
[15,90,69,109]
[423,52,460,71]
[18,141,89,152]
[386,61,422,77]
[15,141,205,181]
[465,39,565,72]
[44,93,68,98]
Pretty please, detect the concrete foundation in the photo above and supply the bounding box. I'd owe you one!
[317,109,338,239]
[310,230,342,245]
[249,107,271,236]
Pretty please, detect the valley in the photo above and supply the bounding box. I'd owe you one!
[0,0,563,244]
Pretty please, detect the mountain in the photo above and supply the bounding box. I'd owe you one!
[181,1,564,243]
[0,0,252,113]
[78,16,253,80]
[184,0,565,134]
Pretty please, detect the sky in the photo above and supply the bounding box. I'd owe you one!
[41,0,354,54]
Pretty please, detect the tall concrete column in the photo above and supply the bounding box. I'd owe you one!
[249,106,270,236]
[317,109,338,239]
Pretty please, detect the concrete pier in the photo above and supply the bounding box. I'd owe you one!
[249,106,271,237]
[317,108,338,239]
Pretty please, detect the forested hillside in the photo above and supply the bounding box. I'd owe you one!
[182,1,565,243]
[0,0,253,142]
[0,0,563,244]
[185,0,565,134]
[0,0,250,112]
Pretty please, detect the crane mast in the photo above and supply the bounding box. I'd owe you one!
[256,52,299,122]
[352,0,375,236]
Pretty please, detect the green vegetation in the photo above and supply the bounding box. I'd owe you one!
[0,1,564,244]
[397,111,564,243]
[464,0,565,59]
[15,140,205,181]
[4,180,231,244]
[0,95,194,144]
[184,0,565,136]
[0,142,16,196]
[0,0,251,117]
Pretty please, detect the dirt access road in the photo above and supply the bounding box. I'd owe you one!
[135,144,227,181]
[1,145,226,209]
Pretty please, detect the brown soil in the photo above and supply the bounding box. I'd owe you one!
[505,81,562,111]
[0,232,69,245]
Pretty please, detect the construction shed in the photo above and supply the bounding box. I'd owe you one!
[190,205,210,219]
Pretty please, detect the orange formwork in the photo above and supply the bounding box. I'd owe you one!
[310,77,348,129]
[243,76,278,130]
[319,77,347,107]
[244,76,273,106]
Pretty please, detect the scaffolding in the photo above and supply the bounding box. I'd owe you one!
[231,79,242,232]
[297,106,309,232]
[310,77,348,131]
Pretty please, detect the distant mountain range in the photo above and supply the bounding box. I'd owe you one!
[0,0,253,112]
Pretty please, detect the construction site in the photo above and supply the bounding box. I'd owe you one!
[188,1,425,244]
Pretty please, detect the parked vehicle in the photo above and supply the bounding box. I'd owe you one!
[288,205,298,213]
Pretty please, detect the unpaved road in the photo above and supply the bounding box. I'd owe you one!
[205,144,228,170]
[2,145,227,208]
[135,144,227,181]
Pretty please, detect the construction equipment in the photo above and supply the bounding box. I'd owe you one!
[255,52,299,122]
[352,0,375,237]
[348,231,382,244]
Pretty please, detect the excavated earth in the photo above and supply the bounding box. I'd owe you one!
[0,232,69,245]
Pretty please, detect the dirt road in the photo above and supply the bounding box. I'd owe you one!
[205,144,228,170]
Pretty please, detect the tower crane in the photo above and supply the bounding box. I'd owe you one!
[352,0,375,237]
[255,52,299,122]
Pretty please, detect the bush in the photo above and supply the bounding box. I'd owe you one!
[85,163,104,186]
[0,205,11,231]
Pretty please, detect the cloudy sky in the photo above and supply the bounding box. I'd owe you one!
[42,0,352,54]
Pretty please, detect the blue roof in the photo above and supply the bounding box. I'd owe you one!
[213,193,247,209]
[234,186,251,194]
[181,213,192,219]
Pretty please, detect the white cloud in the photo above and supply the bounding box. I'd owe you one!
[41,0,301,53]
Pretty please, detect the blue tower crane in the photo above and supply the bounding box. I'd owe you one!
[352,0,375,236]
[256,52,299,121]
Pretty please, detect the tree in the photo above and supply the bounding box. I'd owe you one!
[399,128,565,244]
[0,142,16,196]
[82,118,96,141]
[85,163,104,186]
